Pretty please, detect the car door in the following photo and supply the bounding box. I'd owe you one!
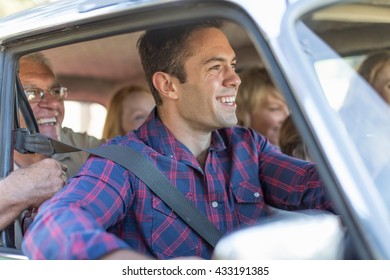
[213,0,390,259]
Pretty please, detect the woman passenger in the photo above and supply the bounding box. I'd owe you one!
[102,84,155,140]
[235,67,289,147]
[357,51,390,105]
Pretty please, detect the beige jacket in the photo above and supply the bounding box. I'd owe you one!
[53,127,104,178]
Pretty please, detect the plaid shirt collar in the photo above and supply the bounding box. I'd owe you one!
[137,108,227,161]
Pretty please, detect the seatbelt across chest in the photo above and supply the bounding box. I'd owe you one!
[13,129,223,248]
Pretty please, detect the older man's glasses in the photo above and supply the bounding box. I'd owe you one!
[24,87,68,103]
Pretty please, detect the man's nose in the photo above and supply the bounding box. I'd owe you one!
[225,67,241,88]
[37,93,61,108]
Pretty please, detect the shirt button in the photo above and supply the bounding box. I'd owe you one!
[254,192,260,198]
[169,155,173,158]
[212,201,219,208]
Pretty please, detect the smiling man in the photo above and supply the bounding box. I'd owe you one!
[23,20,334,260]
[15,53,104,177]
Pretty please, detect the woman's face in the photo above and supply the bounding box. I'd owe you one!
[121,91,155,132]
[250,94,289,146]
[373,61,390,105]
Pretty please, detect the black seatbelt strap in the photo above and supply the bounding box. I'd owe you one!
[14,130,223,247]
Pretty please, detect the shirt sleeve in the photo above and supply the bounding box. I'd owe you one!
[257,134,334,212]
[22,155,132,259]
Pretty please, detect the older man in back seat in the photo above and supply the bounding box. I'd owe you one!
[3,52,104,249]
[16,52,104,178]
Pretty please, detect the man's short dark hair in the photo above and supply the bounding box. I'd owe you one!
[137,20,222,105]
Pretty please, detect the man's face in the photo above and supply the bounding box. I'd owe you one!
[19,61,64,140]
[173,27,241,132]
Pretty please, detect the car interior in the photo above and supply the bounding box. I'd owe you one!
[36,21,261,139]
[27,3,390,140]
[1,0,390,259]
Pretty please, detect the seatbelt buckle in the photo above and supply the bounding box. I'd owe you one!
[13,128,33,154]
[13,129,55,155]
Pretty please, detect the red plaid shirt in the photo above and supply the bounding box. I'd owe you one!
[23,109,333,259]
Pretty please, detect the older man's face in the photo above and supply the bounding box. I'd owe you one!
[19,60,65,141]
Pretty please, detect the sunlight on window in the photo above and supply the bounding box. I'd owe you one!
[314,60,351,111]
[63,101,106,139]
[314,55,365,111]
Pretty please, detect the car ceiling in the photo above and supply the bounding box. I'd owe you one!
[39,3,390,107]
[41,22,260,107]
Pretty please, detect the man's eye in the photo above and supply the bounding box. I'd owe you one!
[50,87,68,99]
[51,88,61,95]
[210,65,221,70]
[25,89,38,100]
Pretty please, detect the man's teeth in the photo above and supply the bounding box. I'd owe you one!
[37,117,57,125]
[218,96,236,105]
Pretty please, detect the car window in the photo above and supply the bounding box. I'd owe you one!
[63,100,107,139]
[296,3,390,208]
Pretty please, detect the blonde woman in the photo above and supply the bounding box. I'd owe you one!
[102,85,155,140]
[357,51,390,105]
[236,67,289,147]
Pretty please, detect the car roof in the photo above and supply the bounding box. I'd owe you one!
[1,0,388,106]
[0,0,261,106]
[0,0,157,41]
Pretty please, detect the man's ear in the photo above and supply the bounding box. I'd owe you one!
[152,72,178,100]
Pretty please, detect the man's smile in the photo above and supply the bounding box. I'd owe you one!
[37,117,56,126]
[216,95,236,106]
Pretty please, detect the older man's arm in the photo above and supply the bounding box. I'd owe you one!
[0,158,66,230]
